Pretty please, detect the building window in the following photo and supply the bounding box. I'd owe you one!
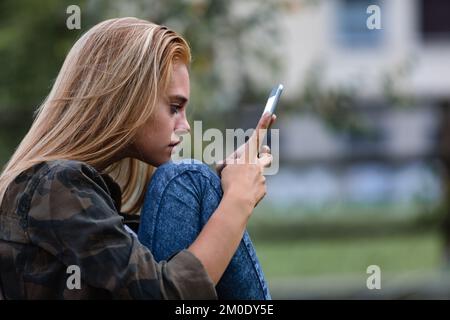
[335,0,383,48]
[421,0,450,42]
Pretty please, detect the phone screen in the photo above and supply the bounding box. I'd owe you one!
[263,84,283,115]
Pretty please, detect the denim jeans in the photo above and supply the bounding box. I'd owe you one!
[138,159,271,300]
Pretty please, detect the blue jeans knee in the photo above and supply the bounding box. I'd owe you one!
[138,159,271,300]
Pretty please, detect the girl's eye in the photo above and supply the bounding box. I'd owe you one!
[170,104,181,114]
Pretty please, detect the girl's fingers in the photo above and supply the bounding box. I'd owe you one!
[258,153,273,168]
[271,114,277,125]
[260,145,271,154]
[242,113,272,162]
[258,112,273,130]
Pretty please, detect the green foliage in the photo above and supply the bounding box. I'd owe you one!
[0,0,85,160]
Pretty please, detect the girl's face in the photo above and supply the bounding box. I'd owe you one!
[128,62,191,166]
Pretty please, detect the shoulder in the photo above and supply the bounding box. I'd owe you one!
[34,160,121,208]
[36,159,100,179]
[16,159,108,198]
[2,159,98,205]
[6,159,121,215]
[11,159,100,186]
[0,159,122,240]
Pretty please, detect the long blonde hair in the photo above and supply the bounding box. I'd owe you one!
[0,17,191,215]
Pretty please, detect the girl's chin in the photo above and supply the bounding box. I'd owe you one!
[154,157,171,167]
[139,153,171,167]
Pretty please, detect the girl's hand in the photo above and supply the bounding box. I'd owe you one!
[219,113,275,214]
[188,113,276,284]
[216,113,276,176]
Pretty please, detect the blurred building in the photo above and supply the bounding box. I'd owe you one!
[246,0,450,212]
[277,0,450,99]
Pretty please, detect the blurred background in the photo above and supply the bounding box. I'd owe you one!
[1,0,450,299]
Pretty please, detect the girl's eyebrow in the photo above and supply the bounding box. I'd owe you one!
[169,95,188,105]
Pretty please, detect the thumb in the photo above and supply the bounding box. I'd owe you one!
[258,153,273,168]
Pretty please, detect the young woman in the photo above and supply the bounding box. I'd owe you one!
[0,17,275,299]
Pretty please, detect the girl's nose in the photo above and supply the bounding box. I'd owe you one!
[176,118,191,135]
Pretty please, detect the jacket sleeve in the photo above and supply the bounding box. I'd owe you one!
[26,163,217,299]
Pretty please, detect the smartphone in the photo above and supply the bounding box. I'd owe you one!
[263,84,283,115]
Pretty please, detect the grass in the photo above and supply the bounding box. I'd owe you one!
[253,232,443,279]
[246,205,449,298]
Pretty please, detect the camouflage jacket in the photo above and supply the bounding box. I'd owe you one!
[0,159,217,299]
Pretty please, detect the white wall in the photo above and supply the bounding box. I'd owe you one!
[245,0,450,101]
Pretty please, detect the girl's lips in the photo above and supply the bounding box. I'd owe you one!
[168,141,181,147]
